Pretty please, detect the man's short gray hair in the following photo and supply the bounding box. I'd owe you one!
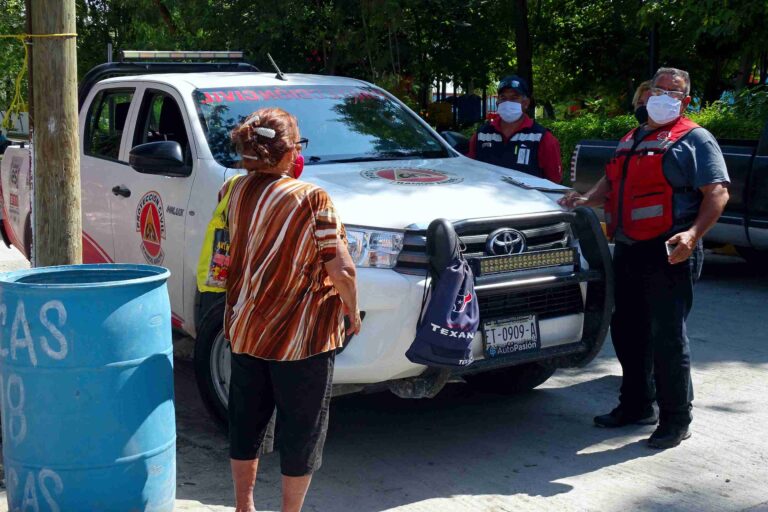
[652,67,691,96]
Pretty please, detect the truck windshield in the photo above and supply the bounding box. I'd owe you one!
[193,85,450,168]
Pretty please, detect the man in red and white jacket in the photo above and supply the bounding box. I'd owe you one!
[467,75,562,183]
[560,68,730,449]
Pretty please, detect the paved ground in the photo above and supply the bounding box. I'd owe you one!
[0,248,767,511]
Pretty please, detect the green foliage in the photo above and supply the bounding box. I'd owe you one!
[541,113,636,180]
[0,0,26,116]
[2,0,767,136]
[532,0,647,109]
[688,87,768,140]
[543,88,768,180]
[639,1,768,102]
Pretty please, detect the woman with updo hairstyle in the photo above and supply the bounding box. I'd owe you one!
[633,80,652,125]
[224,107,361,512]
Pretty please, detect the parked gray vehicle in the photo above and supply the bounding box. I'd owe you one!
[570,121,768,264]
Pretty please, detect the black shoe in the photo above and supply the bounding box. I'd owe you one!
[593,406,658,428]
[648,425,691,449]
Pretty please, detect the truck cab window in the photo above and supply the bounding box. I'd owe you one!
[134,92,191,166]
[84,89,134,161]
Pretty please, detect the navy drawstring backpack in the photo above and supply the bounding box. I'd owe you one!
[406,219,480,367]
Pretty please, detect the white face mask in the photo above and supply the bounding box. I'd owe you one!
[497,101,523,123]
[646,94,682,125]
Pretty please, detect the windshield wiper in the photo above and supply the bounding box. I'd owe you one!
[306,151,442,165]
[382,149,449,159]
[306,155,407,164]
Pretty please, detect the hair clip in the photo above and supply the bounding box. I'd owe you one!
[244,115,261,126]
[255,127,276,138]
[241,154,259,160]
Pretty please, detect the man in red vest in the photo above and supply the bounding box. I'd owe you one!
[560,68,730,448]
[467,75,562,183]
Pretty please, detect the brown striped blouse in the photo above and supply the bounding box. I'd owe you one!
[224,172,346,360]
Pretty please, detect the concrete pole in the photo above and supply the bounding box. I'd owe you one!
[30,0,82,266]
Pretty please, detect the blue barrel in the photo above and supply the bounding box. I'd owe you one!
[0,264,175,511]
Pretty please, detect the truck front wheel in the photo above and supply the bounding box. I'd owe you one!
[193,300,230,427]
[464,363,556,394]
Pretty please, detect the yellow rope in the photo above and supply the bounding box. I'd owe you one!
[0,33,77,131]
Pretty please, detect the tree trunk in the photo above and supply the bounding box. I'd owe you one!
[543,100,555,120]
[31,0,82,266]
[703,59,724,104]
[360,5,376,80]
[736,53,753,90]
[514,0,535,117]
[387,25,397,75]
[151,0,177,35]
[648,24,659,77]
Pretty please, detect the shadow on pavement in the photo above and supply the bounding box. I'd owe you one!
[174,364,657,511]
[171,253,766,510]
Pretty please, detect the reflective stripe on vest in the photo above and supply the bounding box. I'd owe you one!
[631,204,664,221]
[474,121,548,177]
[604,117,700,241]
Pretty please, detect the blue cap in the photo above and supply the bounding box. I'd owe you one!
[498,75,530,96]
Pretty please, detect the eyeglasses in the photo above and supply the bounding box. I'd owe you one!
[296,137,309,150]
[650,87,686,100]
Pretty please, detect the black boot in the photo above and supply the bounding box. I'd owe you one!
[594,405,658,428]
[648,424,691,449]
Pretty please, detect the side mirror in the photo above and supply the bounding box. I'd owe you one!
[440,131,470,155]
[129,141,190,177]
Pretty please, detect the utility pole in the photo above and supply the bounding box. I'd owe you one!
[648,24,659,77]
[30,0,82,266]
[514,0,535,118]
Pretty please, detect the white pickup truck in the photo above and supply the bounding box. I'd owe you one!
[0,53,613,423]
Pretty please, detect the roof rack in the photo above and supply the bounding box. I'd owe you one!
[78,51,260,108]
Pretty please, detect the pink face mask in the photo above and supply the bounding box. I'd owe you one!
[292,153,305,179]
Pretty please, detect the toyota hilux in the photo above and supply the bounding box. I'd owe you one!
[0,52,613,423]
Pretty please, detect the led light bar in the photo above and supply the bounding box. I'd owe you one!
[120,50,244,61]
[475,248,577,276]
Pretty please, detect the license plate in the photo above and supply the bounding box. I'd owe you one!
[483,314,540,358]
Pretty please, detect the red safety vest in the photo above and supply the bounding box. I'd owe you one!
[605,116,699,241]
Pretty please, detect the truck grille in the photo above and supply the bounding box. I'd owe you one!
[394,217,572,275]
[477,283,584,320]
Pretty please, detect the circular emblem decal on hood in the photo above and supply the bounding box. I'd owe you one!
[361,168,463,186]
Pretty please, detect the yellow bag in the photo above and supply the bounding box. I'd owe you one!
[196,175,244,293]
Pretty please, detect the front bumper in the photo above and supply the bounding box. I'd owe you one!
[333,207,614,385]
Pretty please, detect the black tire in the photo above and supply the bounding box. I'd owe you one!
[736,246,768,267]
[193,299,230,428]
[464,362,557,394]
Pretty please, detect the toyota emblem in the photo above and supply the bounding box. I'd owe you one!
[486,228,527,255]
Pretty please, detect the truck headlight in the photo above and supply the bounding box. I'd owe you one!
[345,228,404,268]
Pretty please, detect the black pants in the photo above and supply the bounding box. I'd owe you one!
[228,350,335,476]
[611,238,703,427]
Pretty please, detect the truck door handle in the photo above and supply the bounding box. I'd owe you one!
[112,185,131,198]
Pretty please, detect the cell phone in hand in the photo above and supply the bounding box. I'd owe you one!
[665,242,677,257]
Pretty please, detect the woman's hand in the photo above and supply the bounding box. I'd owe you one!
[325,234,361,337]
[343,303,362,336]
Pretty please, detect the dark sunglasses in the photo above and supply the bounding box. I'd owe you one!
[296,137,309,150]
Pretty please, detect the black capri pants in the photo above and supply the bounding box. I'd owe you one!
[228,349,335,477]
